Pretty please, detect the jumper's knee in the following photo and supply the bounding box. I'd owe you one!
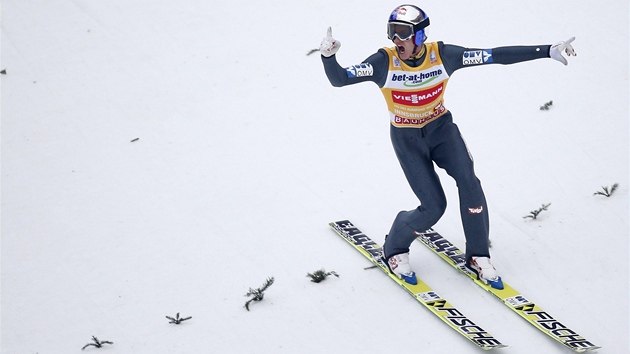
[396,201,446,232]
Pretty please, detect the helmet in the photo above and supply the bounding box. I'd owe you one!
[387,5,430,46]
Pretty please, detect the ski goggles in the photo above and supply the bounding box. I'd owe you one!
[387,18,430,41]
[387,22,415,41]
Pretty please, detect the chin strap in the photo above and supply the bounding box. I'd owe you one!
[408,43,426,60]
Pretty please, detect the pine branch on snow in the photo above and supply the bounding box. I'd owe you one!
[593,183,619,197]
[306,269,339,283]
[81,336,113,350]
[244,277,275,311]
[523,203,551,220]
[166,312,192,324]
[540,100,553,110]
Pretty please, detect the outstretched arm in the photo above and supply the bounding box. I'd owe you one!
[440,37,576,75]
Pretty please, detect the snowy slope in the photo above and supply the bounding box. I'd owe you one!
[1,0,628,353]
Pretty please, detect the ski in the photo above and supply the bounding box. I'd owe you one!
[329,220,507,351]
[415,229,600,352]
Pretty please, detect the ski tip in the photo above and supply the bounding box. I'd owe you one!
[573,346,602,353]
[483,343,508,351]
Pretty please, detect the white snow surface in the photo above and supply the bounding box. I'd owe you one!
[1,1,628,353]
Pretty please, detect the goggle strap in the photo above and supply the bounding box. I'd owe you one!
[415,17,430,31]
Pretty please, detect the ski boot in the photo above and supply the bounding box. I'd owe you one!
[468,256,504,290]
[384,252,417,285]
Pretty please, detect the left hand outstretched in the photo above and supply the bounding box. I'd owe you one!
[550,37,576,65]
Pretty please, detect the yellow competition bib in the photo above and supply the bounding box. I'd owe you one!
[380,43,450,128]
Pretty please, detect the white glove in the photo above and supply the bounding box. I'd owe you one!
[319,26,341,57]
[550,36,576,65]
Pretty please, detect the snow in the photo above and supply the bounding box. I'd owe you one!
[1,0,628,353]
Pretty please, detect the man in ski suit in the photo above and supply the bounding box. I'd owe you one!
[320,4,576,289]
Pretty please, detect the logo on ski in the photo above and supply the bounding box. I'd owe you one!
[417,291,442,302]
[415,230,469,270]
[425,302,504,347]
[514,305,598,351]
[505,295,531,307]
[331,220,381,259]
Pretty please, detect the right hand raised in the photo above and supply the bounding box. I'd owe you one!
[319,27,341,57]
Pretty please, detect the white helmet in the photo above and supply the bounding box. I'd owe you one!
[387,5,430,46]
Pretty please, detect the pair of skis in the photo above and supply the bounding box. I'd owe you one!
[329,220,600,352]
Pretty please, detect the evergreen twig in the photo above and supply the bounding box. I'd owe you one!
[540,100,553,110]
[81,336,113,350]
[523,203,551,220]
[306,269,339,283]
[166,312,192,324]
[244,277,275,311]
[594,183,619,197]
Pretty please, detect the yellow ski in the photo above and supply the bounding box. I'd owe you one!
[415,229,600,352]
[330,220,507,350]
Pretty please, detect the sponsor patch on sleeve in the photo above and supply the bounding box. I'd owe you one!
[462,50,493,65]
[345,63,374,78]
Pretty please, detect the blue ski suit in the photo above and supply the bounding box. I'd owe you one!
[322,41,551,262]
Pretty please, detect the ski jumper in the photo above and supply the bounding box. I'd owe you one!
[322,41,550,262]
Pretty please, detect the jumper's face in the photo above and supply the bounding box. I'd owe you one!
[393,36,417,60]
